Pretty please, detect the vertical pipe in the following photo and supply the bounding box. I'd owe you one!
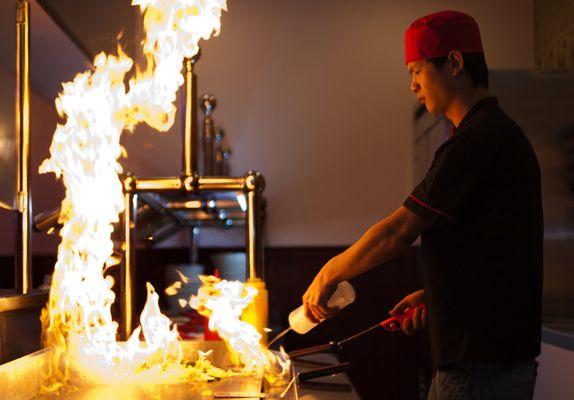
[121,188,137,340]
[201,94,216,176]
[245,172,264,280]
[243,172,267,342]
[182,58,198,176]
[246,189,259,280]
[15,0,31,294]
[189,225,199,265]
[214,128,224,176]
[203,113,214,175]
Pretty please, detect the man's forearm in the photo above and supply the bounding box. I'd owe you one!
[323,218,410,283]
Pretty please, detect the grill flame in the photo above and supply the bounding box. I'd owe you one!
[36,0,288,391]
[189,275,291,380]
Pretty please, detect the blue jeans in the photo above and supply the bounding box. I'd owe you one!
[427,360,537,400]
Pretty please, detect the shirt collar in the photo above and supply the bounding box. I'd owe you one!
[451,96,498,137]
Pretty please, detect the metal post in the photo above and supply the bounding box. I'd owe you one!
[245,171,264,280]
[189,225,199,265]
[120,177,137,340]
[15,0,32,294]
[201,94,216,176]
[182,56,198,177]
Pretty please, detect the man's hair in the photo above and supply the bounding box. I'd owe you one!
[428,53,489,89]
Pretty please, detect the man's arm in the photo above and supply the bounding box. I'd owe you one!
[303,206,431,322]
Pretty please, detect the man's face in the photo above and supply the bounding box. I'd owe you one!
[407,59,453,115]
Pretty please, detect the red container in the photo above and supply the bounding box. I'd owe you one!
[203,268,221,340]
[203,316,221,341]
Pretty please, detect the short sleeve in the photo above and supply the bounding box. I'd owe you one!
[403,132,498,229]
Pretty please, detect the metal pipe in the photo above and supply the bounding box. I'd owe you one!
[201,94,216,175]
[166,198,242,210]
[214,127,225,176]
[135,177,182,192]
[135,176,248,193]
[165,199,203,209]
[198,177,245,191]
[245,171,265,280]
[179,210,245,222]
[189,225,199,265]
[182,55,199,177]
[144,221,183,247]
[15,0,32,294]
[221,146,232,176]
[120,177,137,340]
[33,206,60,233]
[137,192,187,225]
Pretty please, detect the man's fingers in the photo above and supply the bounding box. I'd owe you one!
[390,299,411,316]
[304,305,320,324]
[402,316,414,336]
[308,303,328,321]
[312,306,327,322]
[316,303,339,318]
[413,307,422,330]
[422,308,427,328]
[305,303,323,324]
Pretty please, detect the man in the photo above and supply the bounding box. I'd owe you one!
[302,10,542,400]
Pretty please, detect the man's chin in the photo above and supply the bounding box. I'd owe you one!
[425,103,442,116]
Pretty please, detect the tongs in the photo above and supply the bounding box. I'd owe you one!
[258,305,426,390]
[286,304,426,359]
[338,304,427,346]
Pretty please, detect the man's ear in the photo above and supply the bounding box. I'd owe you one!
[447,50,464,77]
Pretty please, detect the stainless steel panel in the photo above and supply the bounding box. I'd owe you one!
[0,122,17,211]
[34,0,138,59]
[0,341,297,400]
[0,1,17,211]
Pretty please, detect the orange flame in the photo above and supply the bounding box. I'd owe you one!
[189,276,291,382]
[40,0,228,390]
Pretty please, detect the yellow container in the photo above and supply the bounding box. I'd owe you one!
[241,278,269,345]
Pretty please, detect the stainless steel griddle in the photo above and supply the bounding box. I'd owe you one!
[0,341,298,400]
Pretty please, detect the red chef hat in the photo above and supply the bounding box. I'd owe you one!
[405,10,484,64]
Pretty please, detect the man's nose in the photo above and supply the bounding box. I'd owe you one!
[410,78,419,93]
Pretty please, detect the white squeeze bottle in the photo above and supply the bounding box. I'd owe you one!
[288,281,356,334]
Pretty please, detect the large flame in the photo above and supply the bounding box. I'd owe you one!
[40,0,232,389]
[189,275,290,381]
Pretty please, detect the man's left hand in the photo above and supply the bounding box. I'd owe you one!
[389,289,426,336]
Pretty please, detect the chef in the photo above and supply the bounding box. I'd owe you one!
[302,10,542,400]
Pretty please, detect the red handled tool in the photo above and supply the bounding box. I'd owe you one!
[337,304,426,346]
[271,304,427,350]
[284,306,428,385]
[380,304,426,332]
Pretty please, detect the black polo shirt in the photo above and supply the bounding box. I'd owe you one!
[403,97,543,368]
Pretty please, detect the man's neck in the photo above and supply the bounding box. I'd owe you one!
[445,88,490,128]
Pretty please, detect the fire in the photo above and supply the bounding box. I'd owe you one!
[189,275,290,381]
[36,0,261,390]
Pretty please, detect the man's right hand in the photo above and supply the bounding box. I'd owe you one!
[389,289,426,336]
[302,258,344,323]
[301,206,430,325]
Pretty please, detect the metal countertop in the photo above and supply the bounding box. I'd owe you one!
[294,353,360,400]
